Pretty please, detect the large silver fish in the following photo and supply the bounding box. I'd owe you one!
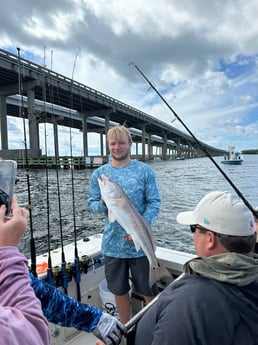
[98,173,170,288]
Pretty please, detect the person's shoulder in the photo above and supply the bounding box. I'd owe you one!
[130,159,142,166]
[169,274,221,299]
[155,276,216,315]
[92,163,110,176]
[130,160,153,171]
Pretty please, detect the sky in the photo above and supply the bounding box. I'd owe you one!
[1,0,258,155]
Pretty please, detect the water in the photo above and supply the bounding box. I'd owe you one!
[16,155,258,258]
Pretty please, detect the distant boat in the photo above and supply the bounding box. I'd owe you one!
[175,157,185,160]
[221,146,243,165]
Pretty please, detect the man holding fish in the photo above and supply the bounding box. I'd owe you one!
[88,125,163,326]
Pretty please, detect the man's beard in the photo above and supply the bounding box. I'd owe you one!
[112,149,130,161]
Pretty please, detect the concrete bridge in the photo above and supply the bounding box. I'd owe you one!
[0,48,224,162]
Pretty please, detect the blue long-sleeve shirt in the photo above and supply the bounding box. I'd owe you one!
[88,160,161,258]
[30,272,102,332]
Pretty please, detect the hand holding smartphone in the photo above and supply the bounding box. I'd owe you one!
[0,160,17,215]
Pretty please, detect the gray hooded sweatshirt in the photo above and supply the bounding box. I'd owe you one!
[134,253,258,345]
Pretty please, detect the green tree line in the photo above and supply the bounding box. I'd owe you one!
[241,149,258,154]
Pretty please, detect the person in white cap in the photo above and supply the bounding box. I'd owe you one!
[133,191,258,345]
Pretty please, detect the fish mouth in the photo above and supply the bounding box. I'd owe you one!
[99,174,109,184]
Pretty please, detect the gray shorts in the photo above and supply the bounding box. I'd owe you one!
[104,256,159,297]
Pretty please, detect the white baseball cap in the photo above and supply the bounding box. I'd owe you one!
[176,191,255,236]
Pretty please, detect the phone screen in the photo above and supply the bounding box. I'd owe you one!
[0,160,17,215]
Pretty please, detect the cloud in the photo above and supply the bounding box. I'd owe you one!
[1,0,258,151]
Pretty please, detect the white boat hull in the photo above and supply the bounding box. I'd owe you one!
[221,159,243,165]
[221,146,243,165]
[32,234,195,345]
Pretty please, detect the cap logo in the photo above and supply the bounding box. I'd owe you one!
[203,218,210,225]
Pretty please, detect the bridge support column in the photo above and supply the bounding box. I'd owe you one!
[136,142,139,156]
[141,126,146,161]
[188,146,191,158]
[0,96,8,149]
[162,132,167,160]
[148,134,152,159]
[100,133,104,156]
[27,90,40,157]
[104,115,110,161]
[82,115,88,157]
[53,122,59,158]
[176,140,181,158]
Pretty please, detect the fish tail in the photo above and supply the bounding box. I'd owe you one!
[149,261,171,288]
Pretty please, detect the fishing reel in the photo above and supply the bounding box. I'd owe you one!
[80,255,89,273]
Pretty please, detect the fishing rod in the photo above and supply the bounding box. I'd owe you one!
[49,50,68,294]
[17,47,37,277]
[42,48,53,285]
[125,273,185,343]
[68,50,81,301]
[54,152,68,294]
[53,111,68,294]
[130,62,258,219]
[45,133,53,285]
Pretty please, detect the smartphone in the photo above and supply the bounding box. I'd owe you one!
[0,160,17,215]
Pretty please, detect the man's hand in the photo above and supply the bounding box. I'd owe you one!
[93,312,126,345]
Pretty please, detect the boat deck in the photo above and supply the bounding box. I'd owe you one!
[30,234,195,345]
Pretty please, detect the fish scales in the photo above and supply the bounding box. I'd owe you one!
[98,173,170,288]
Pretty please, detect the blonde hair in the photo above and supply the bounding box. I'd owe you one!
[107,125,133,144]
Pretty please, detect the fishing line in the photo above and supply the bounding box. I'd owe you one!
[16,47,37,276]
[68,50,81,301]
[48,50,68,294]
[130,62,258,219]
[44,124,53,284]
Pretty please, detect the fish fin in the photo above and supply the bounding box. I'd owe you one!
[130,234,142,252]
[133,240,141,252]
[149,261,172,288]
[108,210,117,223]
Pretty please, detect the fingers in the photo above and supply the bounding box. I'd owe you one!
[0,204,6,221]
[10,198,29,220]
[20,207,29,219]
[10,197,19,210]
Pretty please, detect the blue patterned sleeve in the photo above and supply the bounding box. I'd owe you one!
[88,170,107,214]
[30,273,102,332]
[142,167,161,225]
